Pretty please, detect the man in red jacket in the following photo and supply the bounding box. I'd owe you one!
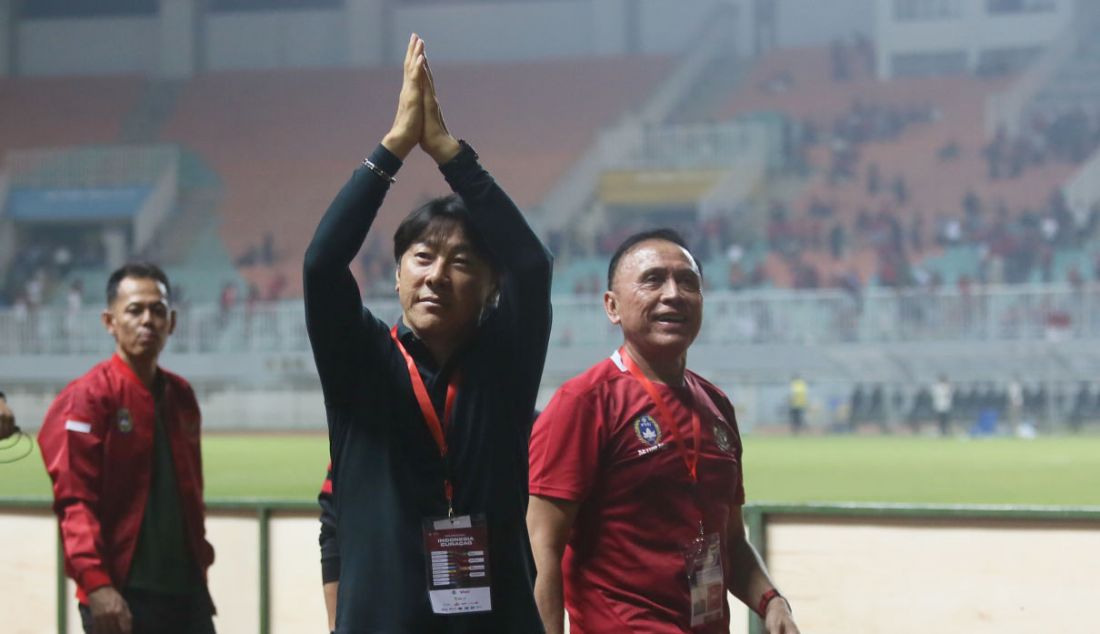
[38,263,215,634]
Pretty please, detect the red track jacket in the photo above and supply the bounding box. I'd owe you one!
[38,354,215,602]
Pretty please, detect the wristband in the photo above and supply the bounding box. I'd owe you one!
[362,158,396,184]
[757,588,784,617]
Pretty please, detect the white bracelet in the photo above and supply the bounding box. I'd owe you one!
[362,158,396,183]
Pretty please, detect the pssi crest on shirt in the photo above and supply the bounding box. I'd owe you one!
[713,421,733,453]
[117,408,134,433]
[633,414,663,447]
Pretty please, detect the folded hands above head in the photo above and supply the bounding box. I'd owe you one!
[381,33,461,166]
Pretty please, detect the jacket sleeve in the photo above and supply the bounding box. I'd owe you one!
[303,145,403,406]
[440,142,553,397]
[37,380,114,594]
[183,381,216,571]
[317,462,340,583]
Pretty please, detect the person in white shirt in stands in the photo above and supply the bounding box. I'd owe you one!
[931,375,953,437]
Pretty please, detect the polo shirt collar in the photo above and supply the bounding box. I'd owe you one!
[394,319,473,376]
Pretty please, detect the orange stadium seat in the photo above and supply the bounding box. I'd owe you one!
[719,47,1079,287]
[0,76,144,158]
[158,57,674,297]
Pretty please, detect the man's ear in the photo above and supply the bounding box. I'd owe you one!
[488,276,501,309]
[477,280,501,327]
[603,290,621,325]
[394,264,401,293]
[101,309,116,338]
[168,309,177,336]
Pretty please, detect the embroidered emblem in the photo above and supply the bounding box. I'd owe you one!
[117,408,133,433]
[713,421,733,453]
[633,414,662,447]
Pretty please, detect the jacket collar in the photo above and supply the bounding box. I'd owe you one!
[110,353,162,395]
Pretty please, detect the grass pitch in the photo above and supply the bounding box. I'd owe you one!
[2,433,1098,506]
[742,435,1100,506]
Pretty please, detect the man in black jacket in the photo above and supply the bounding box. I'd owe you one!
[304,34,551,633]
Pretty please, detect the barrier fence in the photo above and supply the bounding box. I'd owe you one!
[2,498,1098,634]
[4,283,1100,358]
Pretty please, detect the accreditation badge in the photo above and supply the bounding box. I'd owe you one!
[422,514,492,615]
[682,532,725,627]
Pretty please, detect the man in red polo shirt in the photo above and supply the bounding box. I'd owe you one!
[38,263,215,634]
[528,229,799,634]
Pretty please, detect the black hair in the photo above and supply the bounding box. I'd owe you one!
[607,228,702,290]
[106,262,172,306]
[392,194,495,269]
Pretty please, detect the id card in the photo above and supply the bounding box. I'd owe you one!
[682,532,725,627]
[422,514,492,615]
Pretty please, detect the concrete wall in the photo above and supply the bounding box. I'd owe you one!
[391,1,593,63]
[8,0,736,76]
[204,9,345,71]
[0,0,12,76]
[17,17,158,76]
[5,0,894,76]
[159,0,197,78]
[776,0,874,48]
[875,0,1074,78]
[637,0,730,55]
[392,0,733,62]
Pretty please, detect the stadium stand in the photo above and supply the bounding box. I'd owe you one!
[3,4,1100,435]
[0,78,160,307]
[157,57,675,298]
[0,78,153,307]
[0,76,144,154]
[8,42,1089,304]
[714,45,1094,289]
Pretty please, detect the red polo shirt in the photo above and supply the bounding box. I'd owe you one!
[529,351,745,634]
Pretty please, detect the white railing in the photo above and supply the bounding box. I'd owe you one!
[4,145,180,188]
[2,284,1099,358]
[599,120,770,170]
[0,171,12,277]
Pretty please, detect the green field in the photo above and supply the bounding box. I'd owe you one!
[2,434,1099,506]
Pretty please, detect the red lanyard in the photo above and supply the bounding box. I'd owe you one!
[620,347,701,484]
[391,325,460,513]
